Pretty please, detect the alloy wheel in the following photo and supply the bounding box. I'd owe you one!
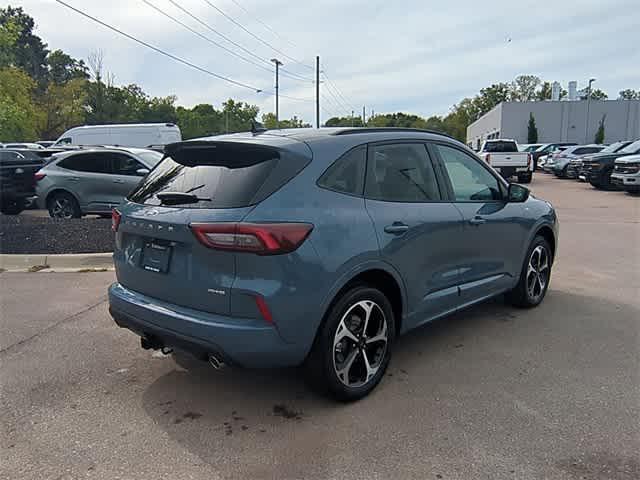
[333,300,388,388]
[526,245,550,302]
[51,198,75,218]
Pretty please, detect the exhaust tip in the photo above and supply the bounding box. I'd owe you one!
[208,354,225,370]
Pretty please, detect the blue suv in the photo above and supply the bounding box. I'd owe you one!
[108,128,558,400]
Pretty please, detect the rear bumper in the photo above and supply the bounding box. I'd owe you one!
[108,283,308,368]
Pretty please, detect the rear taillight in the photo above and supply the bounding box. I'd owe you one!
[190,222,313,255]
[254,295,274,324]
[112,209,122,232]
[485,154,491,164]
[34,172,46,181]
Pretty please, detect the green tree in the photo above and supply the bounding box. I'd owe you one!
[0,6,49,84]
[588,89,608,100]
[0,19,19,67]
[510,75,541,101]
[325,115,363,127]
[0,67,40,141]
[475,82,511,115]
[619,89,640,100]
[47,49,88,85]
[527,112,538,143]
[594,114,606,144]
[37,78,87,139]
[176,103,222,139]
[261,113,309,129]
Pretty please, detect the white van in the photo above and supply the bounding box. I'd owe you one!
[54,123,182,148]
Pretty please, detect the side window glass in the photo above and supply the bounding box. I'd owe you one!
[59,154,110,173]
[434,144,502,202]
[318,145,366,195]
[112,154,144,176]
[365,143,441,202]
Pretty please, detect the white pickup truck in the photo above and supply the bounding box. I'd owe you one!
[479,139,533,183]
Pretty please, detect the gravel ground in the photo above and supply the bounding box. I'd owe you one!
[0,214,114,254]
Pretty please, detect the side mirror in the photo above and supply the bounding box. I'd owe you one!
[508,183,530,202]
[136,168,150,176]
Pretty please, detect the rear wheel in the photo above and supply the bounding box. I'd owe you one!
[48,192,81,218]
[517,172,532,184]
[0,198,25,215]
[506,236,552,308]
[306,286,395,401]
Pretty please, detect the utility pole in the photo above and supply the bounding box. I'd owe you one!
[362,106,366,125]
[585,77,596,143]
[315,56,320,128]
[351,110,354,126]
[271,58,283,128]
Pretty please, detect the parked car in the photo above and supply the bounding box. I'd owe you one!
[540,146,572,172]
[53,123,182,148]
[0,149,44,214]
[36,140,56,148]
[583,140,640,189]
[108,127,558,401]
[519,144,543,153]
[479,139,532,183]
[1,142,45,150]
[611,154,640,193]
[550,145,605,178]
[35,147,163,218]
[567,141,632,180]
[532,143,577,170]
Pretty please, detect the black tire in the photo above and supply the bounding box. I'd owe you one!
[517,172,532,184]
[306,285,395,401]
[506,236,553,308]
[47,191,81,218]
[0,198,25,215]
[600,168,616,190]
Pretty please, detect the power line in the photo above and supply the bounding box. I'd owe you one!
[322,69,357,112]
[54,0,262,92]
[323,86,351,116]
[227,0,302,51]
[321,93,349,116]
[142,0,272,75]
[201,0,314,72]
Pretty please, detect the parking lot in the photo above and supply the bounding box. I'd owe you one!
[1,173,638,480]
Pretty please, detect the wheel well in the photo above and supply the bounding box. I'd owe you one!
[536,226,556,262]
[333,269,404,334]
[45,189,77,207]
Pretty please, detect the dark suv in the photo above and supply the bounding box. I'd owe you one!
[0,149,44,214]
[583,140,640,189]
[108,128,558,400]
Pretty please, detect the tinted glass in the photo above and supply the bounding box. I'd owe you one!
[318,145,366,195]
[112,153,144,176]
[573,147,602,155]
[128,156,276,208]
[58,153,111,173]
[435,144,502,201]
[483,141,518,152]
[620,140,640,154]
[365,143,440,202]
[0,151,21,163]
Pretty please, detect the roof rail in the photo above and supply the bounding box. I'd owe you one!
[332,127,456,140]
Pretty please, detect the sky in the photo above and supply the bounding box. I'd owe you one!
[17,0,640,124]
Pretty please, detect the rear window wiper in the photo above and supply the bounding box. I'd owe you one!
[156,191,211,205]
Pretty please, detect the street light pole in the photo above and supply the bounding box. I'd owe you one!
[271,58,283,128]
[585,78,596,143]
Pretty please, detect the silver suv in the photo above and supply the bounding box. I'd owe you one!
[35,147,163,218]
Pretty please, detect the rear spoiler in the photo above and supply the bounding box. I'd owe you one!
[164,141,280,168]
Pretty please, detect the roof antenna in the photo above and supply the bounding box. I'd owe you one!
[251,121,267,135]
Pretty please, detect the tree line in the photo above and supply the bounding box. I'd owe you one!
[1,6,638,143]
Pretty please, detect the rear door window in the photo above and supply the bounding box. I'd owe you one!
[365,143,441,202]
[57,153,111,173]
[111,153,145,176]
[318,145,366,196]
[483,141,518,152]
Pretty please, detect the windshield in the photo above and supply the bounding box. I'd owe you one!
[618,140,640,154]
[137,150,164,166]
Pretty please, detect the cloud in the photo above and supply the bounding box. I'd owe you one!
[21,0,640,123]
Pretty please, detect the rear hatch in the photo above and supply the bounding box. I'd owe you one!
[113,137,311,316]
[481,141,529,167]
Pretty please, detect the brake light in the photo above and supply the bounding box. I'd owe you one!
[485,154,491,164]
[190,222,313,255]
[34,171,46,181]
[112,209,122,232]
[254,295,274,324]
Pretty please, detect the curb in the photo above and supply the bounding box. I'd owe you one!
[0,253,114,272]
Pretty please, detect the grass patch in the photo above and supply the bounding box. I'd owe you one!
[28,264,50,272]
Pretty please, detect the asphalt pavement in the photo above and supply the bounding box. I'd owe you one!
[1,174,639,480]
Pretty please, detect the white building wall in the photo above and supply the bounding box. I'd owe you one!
[467,100,640,147]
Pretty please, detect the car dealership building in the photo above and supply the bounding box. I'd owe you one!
[466,99,640,150]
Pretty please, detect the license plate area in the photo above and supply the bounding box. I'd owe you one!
[141,241,172,274]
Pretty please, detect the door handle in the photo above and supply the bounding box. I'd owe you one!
[112,179,125,184]
[67,177,80,182]
[468,216,486,226]
[384,222,409,235]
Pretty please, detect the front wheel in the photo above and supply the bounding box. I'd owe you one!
[306,286,395,401]
[517,172,532,184]
[0,198,26,215]
[48,192,81,218]
[506,236,553,308]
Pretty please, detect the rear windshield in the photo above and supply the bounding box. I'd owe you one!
[482,141,518,152]
[128,155,277,208]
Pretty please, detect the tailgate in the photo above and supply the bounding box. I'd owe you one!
[488,152,529,167]
[0,162,42,196]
